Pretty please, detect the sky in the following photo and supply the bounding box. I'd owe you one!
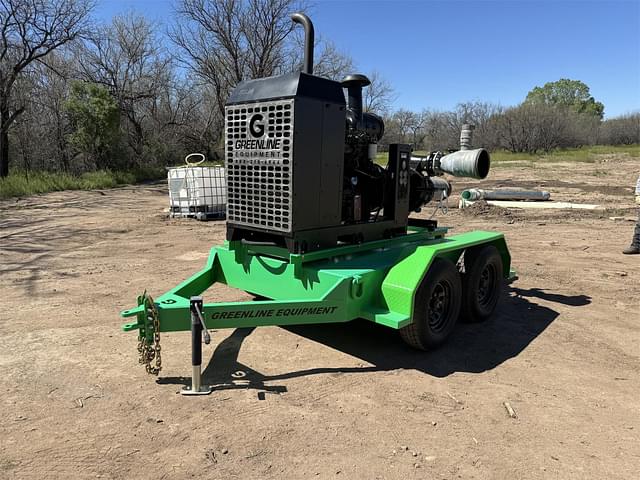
[95,0,640,118]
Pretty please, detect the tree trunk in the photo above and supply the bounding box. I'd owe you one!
[0,100,25,177]
[0,126,8,178]
[55,109,70,172]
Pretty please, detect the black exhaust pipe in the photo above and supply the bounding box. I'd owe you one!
[291,12,314,74]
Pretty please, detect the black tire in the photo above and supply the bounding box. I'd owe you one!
[459,245,503,323]
[399,258,462,351]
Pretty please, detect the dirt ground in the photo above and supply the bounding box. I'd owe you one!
[1,154,639,480]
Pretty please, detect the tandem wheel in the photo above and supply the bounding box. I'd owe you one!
[459,244,504,323]
[399,258,462,351]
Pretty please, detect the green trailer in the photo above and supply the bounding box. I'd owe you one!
[120,12,514,395]
[121,223,513,394]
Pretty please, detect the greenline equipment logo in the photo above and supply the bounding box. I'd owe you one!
[248,113,265,138]
[211,306,338,320]
[234,112,283,159]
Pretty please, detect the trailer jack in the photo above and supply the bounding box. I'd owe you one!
[180,297,213,395]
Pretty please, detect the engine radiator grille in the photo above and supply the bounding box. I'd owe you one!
[225,99,294,233]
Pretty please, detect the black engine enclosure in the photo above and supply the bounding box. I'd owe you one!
[225,71,419,253]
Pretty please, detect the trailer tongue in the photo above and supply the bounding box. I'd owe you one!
[121,13,513,395]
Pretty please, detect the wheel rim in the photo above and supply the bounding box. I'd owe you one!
[428,281,452,333]
[477,263,497,308]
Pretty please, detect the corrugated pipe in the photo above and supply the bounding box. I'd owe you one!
[438,148,490,179]
[460,124,475,150]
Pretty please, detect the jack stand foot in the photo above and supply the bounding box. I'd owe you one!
[181,385,213,395]
[181,365,212,395]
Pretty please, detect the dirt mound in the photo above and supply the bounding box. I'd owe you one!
[461,199,520,221]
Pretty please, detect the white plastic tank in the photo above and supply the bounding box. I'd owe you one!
[167,154,226,219]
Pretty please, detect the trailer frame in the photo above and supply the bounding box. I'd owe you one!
[122,224,512,387]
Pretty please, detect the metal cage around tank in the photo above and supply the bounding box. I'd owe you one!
[167,165,227,221]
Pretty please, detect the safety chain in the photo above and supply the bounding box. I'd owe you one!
[137,293,162,375]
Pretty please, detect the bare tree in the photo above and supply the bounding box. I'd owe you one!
[419,110,450,151]
[434,101,505,150]
[11,50,75,172]
[408,110,429,149]
[363,70,395,115]
[172,0,301,125]
[599,113,639,145]
[149,78,223,162]
[491,103,575,154]
[302,38,354,81]
[392,109,416,143]
[79,13,172,161]
[0,0,92,177]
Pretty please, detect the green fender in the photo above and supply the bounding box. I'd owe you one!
[380,231,511,328]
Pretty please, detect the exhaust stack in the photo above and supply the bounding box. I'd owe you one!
[291,13,314,74]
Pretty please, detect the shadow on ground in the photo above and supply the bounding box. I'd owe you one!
[157,287,591,397]
[0,185,169,294]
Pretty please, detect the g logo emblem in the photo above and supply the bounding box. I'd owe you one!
[249,114,265,138]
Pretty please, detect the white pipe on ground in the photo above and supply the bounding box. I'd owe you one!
[462,188,551,201]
